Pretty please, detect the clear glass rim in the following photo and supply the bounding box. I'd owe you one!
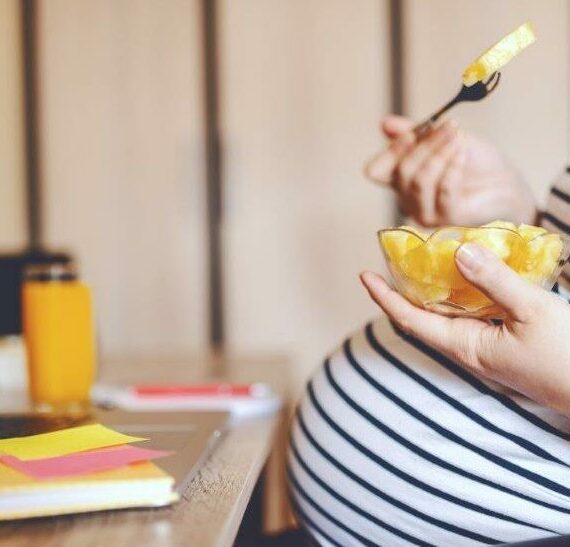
[377,225,570,247]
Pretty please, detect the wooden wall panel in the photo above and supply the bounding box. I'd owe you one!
[32,0,568,388]
[405,0,568,202]
[220,0,392,389]
[38,0,208,361]
[0,0,26,250]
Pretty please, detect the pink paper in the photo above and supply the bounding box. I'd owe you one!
[0,444,173,479]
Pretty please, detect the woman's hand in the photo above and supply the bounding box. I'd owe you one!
[365,116,537,227]
[360,245,570,416]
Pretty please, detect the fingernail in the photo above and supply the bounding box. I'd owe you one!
[455,243,486,270]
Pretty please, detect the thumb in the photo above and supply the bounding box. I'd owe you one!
[455,243,541,322]
[381,115,414,139]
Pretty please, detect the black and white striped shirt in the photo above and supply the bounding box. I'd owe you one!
[288,170,570,546]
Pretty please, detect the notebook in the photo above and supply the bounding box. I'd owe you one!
[93,382,281,420]
[0,460,177,520]
[0,409,227,520]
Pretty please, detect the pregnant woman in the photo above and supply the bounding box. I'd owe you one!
[287,116,570,546]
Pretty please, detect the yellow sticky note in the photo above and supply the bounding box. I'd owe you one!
[0,424,146,460]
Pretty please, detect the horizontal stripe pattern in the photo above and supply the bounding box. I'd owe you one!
[364,323,568,466]
[542,212,570,235]
[390,321,570,440]
[294,400,552,534]
[290,331,570,545]
[551,186,570,205]
[343,337,570,496]
[545,170,570,289]
[291,417,504,543]
[290,168,570,545]
[318,357,570,517]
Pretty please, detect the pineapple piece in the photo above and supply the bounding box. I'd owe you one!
[518,233,563,284]
[398,243,429,283]
[463,225,516,261]
[386,256,450,305]
[379,226,425,264]
[462,22,536,87]
[451,285,492,312]
[409,281,450,305]
[517,223,547,242]
[430,240,466,289]
[400,239,465,289]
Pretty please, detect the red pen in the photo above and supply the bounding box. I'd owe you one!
[132,383,270,398]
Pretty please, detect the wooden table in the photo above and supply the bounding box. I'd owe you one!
[0,354,291,547]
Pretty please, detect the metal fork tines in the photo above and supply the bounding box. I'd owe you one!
[414,72,501,137]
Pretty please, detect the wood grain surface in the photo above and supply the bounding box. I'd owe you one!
[0,354,288,546]
[0,414,278,547]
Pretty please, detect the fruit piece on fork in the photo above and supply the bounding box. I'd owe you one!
[462,22,536,87]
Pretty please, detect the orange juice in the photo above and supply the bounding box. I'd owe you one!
[23,264,96,414]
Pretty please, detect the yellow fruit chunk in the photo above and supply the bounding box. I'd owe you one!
[386,261,450,306]
[462,22,536,87]
[517,223,547,242]
[400,239,464,289]
[379,227,425,264]
[463,226,517,262]
[518,233,563,284]
[451,286,492,311]
[408,280,450,305]
[381,227,450,305]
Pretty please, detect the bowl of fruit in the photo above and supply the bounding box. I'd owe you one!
[379,221,570,319]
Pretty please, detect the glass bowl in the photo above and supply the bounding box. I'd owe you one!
[378,224,570,319]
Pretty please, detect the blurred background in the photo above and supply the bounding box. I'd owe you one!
[0,0,567,397]
[0,0,568,534]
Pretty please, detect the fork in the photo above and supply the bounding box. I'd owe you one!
[413,72,501,137]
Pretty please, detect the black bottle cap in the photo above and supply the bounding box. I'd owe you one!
[0,251,72,336]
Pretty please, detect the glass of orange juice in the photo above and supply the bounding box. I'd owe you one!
[22,262,96,415]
